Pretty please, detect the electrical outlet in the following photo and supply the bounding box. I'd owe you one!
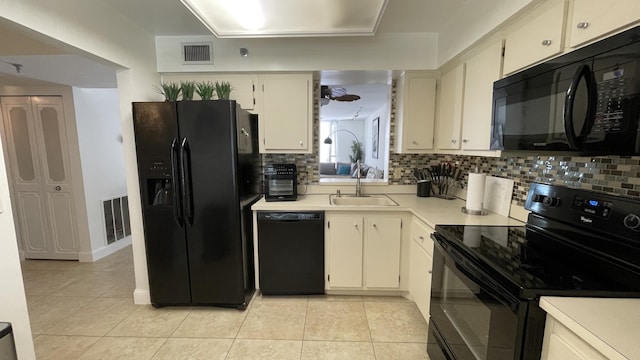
[393,168,402,178]
[306,170,313,184]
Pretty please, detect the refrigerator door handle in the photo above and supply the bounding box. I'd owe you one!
[180,138,194,225]
[170,138,184,227]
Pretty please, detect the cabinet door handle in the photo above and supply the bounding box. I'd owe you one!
[577,22,589,29]
[541,39,552,46]
[451,139,456,144]
[419,236,424,241]
[373,223,377,229]
[428,270,433,274]
[412,140,418,145]
[353,223,358,229]
[462,139,468,143]
[299,141,304,146]
[55,186,62,191]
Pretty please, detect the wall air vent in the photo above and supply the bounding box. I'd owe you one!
[181,42,213,64]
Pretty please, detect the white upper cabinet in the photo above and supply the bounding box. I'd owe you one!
[503,1,567,75]
[395,71,437,153]
[436,64,465,150]
[568,0,640,48]
[461,40,504,150]
[257,73,313,154]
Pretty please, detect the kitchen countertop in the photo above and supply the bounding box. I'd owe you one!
[252,194,524,228]
[540,297,640,360]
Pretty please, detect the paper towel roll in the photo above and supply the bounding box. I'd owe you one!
[466,173,486,211]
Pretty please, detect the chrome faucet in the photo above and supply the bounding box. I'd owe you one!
[355,160,362,197]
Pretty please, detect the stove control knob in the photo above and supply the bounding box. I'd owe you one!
[532,194,544,203]
[623,214,640,230]
[542,196,560,207]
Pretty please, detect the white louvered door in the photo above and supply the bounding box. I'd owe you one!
[1,96,78,259]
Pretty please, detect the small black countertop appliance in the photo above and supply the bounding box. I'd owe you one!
[264,164,297,202]
[428,183,640,360]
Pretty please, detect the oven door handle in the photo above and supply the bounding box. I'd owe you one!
[432,233,521,312]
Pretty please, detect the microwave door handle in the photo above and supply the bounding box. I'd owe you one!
[170,138,184,227]
[180,138,194,225]
[564,64,597,149]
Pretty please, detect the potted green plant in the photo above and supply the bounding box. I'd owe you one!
[180,81,196,101]
[214,81,233,99]
[195,81,215,100]
[158,82,181,101]
[349,140,363,163]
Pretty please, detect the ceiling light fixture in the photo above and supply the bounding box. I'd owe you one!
[179,0,388,38]
[222,0,264,30]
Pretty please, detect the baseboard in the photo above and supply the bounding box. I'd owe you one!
[78,237,132,262]
[134,289,151,305]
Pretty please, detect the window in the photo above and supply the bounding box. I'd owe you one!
[318,75,391,183]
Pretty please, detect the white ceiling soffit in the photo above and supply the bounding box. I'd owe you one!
[180,0,389,38]
[0,55,118,88]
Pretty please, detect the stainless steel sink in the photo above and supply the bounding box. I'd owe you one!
[329,194,398,206]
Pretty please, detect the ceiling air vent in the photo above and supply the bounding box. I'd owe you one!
[181,42,213,65]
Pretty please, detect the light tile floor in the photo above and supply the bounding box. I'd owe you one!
[22,246,430,359]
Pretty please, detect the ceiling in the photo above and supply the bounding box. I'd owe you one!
[0,0,516,118]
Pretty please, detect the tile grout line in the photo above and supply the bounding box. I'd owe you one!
[147,337,170,360]
[361,300,378,360]
[299,296,310,360]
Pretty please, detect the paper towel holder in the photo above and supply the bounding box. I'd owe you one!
[461,207,488,216]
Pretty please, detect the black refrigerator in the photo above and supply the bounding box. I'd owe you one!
[132,100,261,309]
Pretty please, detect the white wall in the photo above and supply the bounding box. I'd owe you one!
[0,135,35,360]
[73,87,129,261]
[156,33,439,72]
[1,1,162,340]
[335,120,365,164]
[363,102,390,172]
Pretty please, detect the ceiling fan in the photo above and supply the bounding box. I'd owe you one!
[320,85,361,106]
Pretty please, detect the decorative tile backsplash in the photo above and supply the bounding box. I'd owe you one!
[262,81,640,203]
[393,154,640,204]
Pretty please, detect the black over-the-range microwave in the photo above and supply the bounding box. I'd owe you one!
[491,25,640,155]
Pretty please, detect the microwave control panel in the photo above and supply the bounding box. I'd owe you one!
[594,66,635,134]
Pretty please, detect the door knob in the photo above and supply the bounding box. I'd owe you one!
[55,186,61,191]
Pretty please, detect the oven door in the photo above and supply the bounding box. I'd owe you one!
[265,176,296,201]
[428,233,527,360]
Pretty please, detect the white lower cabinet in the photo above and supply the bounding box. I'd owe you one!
[541,317,607,360]
[408,218,434,321]
[326,213,402,290]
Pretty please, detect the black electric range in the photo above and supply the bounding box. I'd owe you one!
[428,183,640,360]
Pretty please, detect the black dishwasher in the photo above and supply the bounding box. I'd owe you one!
[257,211,324,295]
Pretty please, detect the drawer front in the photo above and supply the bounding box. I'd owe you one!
[411,218,434,256]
